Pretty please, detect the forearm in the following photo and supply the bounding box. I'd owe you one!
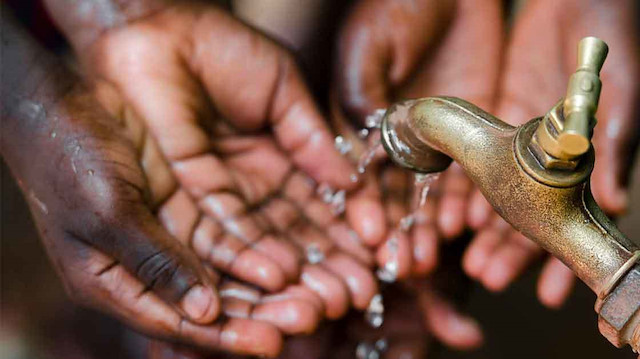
[1,10,81,183]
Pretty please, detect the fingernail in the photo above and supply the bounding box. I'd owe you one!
[182,285,213,321]
[450,316,484,345]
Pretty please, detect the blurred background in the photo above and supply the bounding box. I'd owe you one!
[1,0,638,358]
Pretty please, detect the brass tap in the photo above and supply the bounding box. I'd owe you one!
[529,37,608,182]
[380,37,640,353]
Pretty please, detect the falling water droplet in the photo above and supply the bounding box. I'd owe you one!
[335,135,353,155]
[374,339,388,352]
[399,214,415,232]
[87,169,94,176]
[316,184,346,216]
[357,140,381,174]
[317,183,335,203]
[358,128,370,139]
[356,343,378,359]
[376,236,399,283]
[414,173,440,208]
[306,243,325,264]
[330,189,346,215]
[50,131,57,139]
[350,173,360,183]
[365,109,387,129]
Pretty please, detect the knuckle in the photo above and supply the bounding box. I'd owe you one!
[135,248,197,302]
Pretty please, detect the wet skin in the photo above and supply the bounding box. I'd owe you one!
[147,245,483,359]
[9,2,383,356]
[72,2,380,321]
[3,12,325,357]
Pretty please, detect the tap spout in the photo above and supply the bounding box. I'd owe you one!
[382,96,637,293]
[381,96,640,350]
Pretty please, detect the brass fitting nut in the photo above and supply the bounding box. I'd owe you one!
[529,133,580,171]
[597,265,640,352]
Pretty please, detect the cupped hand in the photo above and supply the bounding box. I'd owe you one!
[333,0,504,277]
[463,0,639,308]
[71,0,380,326]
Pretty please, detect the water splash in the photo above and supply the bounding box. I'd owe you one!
[334,135,353,155]
[306,243,325,264]
[414,173,440,208]
[397,172,441,232]
[376,235,399,283]
[365,109,387,129]
[317,183,347,215]
[356,339,388,359]
[357,138,381,175]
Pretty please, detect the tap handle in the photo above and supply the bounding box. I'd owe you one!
[559,37,608,156]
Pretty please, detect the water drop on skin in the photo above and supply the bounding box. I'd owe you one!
[306,244,325,264]
[365,109,387,129]
[365,294,384,328]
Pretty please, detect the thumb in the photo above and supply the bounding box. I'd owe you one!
[95,209,220,324]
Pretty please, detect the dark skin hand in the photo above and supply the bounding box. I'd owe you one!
[2,12,332,357]
[40,0,383,355]
[5,4,380,358]
[463,0,640,308]
[1,12,226,351]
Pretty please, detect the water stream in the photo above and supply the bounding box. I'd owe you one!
[322,108,440,358]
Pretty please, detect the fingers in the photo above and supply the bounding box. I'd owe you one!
[324,252,378,309]
[335,0,453,125]
[537,257,576,309]
[376,167,413,281]
[467,188,493,230]
[410,211,439,276]
[220,281,321,335]
[346,173,388,247]
[417,283,483,350]
[436,164,473,239]
[479,230,541,291]
[184,13,356,189]
[159,187,295,292]
[93,204,219,324]
[79,248,281,357]
[268,57,358,190]
[591,60,640,215]
[300,264,350,319]
[463,216,543,292]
